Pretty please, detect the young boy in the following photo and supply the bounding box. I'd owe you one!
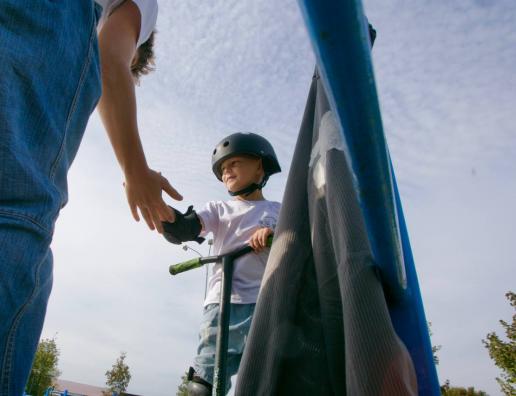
[162,132,281,395]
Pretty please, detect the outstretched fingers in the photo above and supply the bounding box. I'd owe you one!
[157,200,175,223]
[140,206,155,231]
[150,206,164,234]
[124,170,183,233]
[162,176,183,201]
[128,199,140,222]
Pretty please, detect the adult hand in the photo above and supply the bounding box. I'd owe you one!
[124,168,183,233]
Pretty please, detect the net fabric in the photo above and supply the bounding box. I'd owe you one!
[235,72,417,395]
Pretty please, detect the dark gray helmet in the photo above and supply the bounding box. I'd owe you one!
[211,132,281,181]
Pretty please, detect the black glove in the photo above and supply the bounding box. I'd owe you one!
[162,206,205,245]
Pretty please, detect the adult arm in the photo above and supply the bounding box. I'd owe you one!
[97,0,181,233]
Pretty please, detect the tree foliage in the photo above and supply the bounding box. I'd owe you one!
[428,321,442,365]
[176,371,189,396]
[25,338,61,396]
[103,352,132,396]
[483,291,516,396]
[440,380,487,395]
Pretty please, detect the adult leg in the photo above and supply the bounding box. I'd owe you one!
[0,220,53,396]
[0,2,102,394]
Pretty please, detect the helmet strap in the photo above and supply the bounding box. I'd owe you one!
[228,175,269,197]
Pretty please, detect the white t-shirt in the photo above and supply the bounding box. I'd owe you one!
[95,0,158,48]
[197,199,281,306]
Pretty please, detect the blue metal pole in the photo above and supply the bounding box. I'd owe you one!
[297,0,406,301]
[296,0,440,394]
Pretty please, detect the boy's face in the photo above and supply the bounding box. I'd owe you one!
[221,155,264,193]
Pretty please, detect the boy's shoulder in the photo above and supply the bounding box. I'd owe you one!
[199,200,225,212]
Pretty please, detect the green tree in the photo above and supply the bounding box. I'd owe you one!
[428,321,442,365]
[25,338,61,396]
[483,291,516,396]
[103,352,131,396]
[440,380,488,395]
[177,371,189,396]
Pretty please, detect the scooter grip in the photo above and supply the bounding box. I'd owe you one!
[266,234,273,247]
[169,258,203,275]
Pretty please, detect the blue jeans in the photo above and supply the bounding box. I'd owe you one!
[0,2,102,395]
[194,303,256,394]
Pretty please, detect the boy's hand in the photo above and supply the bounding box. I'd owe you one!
[124,168,183,234]
[249,227,273,252]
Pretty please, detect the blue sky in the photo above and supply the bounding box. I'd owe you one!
[41,1,516,395]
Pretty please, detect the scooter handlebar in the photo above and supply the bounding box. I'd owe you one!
[169,235,274,276]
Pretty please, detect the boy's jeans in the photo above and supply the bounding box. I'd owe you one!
[0,2,102,395]
[194,303,256,394]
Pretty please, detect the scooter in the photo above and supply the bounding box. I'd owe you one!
[169,236,273,396]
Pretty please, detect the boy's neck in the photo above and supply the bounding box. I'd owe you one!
[235,189,265,201]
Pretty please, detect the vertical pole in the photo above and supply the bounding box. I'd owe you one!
[213,255,234,395]
[296,0,439,394]
[296,0,406,300]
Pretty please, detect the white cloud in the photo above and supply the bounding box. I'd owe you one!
[366,0,516,189]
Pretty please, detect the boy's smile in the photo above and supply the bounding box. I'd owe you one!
[221,156,264,193]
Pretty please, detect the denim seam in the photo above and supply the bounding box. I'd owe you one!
[0,209,51,235]
[49,4,97,182]
[0,244,46,395]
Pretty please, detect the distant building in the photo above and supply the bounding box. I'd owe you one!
[52,379,143,396]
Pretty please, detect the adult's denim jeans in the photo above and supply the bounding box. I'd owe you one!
[0,2,102,394]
